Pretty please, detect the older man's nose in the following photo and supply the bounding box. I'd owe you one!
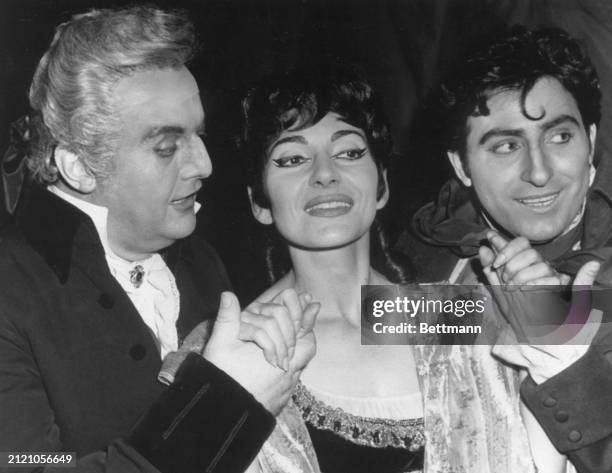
[183,135,212,179]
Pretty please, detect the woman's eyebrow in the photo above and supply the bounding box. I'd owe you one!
[331,129,366,141]
[269,135,307,153]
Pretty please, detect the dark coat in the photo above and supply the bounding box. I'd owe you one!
[521,332,612,473]
[0,188,274,473]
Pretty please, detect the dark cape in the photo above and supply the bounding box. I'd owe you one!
[396,152,612,284]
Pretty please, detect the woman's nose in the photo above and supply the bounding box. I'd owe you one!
[309,156,340,187]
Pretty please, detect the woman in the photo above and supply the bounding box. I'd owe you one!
[239,67,540,473]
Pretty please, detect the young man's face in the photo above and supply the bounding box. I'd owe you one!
[92,66,211,259]
[448,77,596,243]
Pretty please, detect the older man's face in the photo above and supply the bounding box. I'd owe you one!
[449,77,596,243]
[90,66,211,259]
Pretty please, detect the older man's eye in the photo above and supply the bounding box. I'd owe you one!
[333,148,368,160]
[271,155,309,167]
[490,141,520,155]
[155,146,177,158]
[154,137,179,158]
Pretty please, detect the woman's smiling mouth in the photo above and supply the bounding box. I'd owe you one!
[304,194,354,217]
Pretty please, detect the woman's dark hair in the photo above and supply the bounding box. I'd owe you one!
[441,25,601,159]
[239,66,408,284]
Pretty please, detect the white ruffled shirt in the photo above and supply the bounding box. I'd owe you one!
[48,185,198,359]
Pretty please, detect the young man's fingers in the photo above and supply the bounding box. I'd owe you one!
[482,262,502,286]
[501,248,544,282]
[479,245,495,268]
[507,261,557,285]
[573,261,601,287]
[521,276,566,287]
[489,235,531,269]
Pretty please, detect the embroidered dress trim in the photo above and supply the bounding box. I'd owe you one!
[292,382,425,451]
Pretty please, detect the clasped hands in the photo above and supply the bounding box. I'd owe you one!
[160,289,320,415]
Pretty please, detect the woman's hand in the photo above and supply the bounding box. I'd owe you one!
[240,288,320,370]
[158,289,319,387]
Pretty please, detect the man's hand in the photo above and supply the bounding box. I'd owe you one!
[493,262,602,382]
[478,231,603,384]
[479,231,569,286]
[203,291,318,415]
[479,231,600,341]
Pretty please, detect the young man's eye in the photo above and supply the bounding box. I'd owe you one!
[333,148,368,160]
[271,155,309,167]
[490,141,520,155]
[549,131,573,144]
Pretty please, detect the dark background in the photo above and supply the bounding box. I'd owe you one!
[2,0,611,302]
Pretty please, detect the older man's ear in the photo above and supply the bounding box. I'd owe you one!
[53,148,97,193]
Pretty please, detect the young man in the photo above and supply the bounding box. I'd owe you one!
[398,26,612,472]
[0,6,317,473]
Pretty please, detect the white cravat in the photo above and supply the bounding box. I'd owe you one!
[47,185,192,359]
[106,251,179,358]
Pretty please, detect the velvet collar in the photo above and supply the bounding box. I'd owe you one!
[19,186,183,284]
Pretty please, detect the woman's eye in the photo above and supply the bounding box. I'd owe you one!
[334,148,367,160]
[271,155,309,167]
[549,131,573,144]
[490,141,520,155]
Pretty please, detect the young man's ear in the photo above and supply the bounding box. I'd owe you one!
[376,169,390,210]
[588,124,597,164]
[247,186,273,225]
[447,151,472,187]
[54,148,96,193]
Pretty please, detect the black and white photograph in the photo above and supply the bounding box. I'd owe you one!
[1,1,612,472]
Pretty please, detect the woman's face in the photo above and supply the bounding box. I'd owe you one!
[252,112,387,250]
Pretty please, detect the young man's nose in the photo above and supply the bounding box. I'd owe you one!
[309,156,340,187]
[521,144,553,186]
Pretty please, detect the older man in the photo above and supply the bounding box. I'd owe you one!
[398,26,612,472]
[0,6,316,473]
